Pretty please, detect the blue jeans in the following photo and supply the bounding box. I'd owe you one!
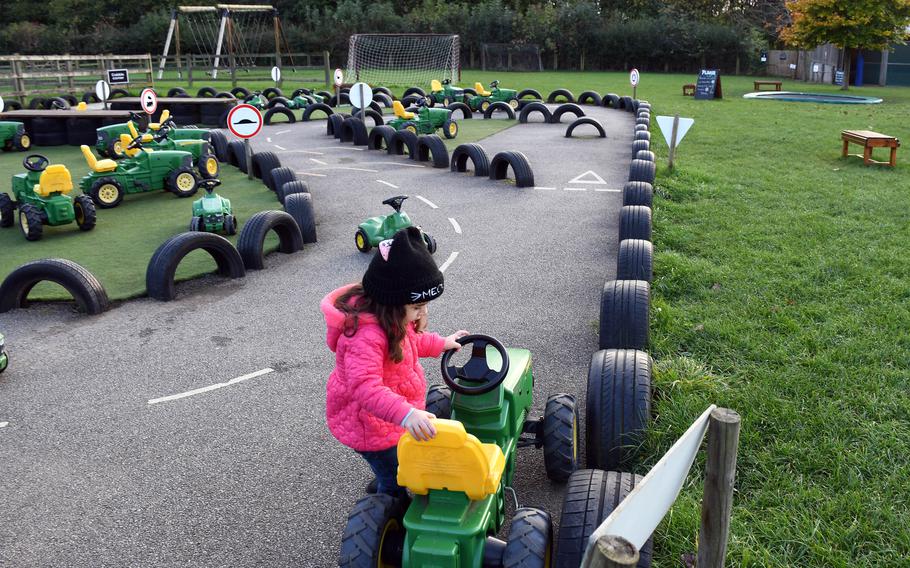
[357,446,408,499]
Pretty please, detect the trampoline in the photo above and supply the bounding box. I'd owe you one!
[743,91,882,104]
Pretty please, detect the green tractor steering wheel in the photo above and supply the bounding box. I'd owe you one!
[441,334,510,395]
[23,154,49,172]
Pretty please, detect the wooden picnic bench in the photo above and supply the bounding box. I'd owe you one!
[753,80,782,91]
[682,84,696,96]
[841,130,900,167]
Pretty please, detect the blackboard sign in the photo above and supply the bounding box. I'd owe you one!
[107,69,130,85]
[694,69,722,100]
[834,70,845,86]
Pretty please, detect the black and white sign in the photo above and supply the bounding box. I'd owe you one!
[349,82,373,110]
[227,104,263,139]
[0,95,5,114]
[630,68,640,87]
[333,68,344,87]
[107,69,130,85]
[271,66,281,83]
[95,80,111,101]
[140,88,158,115]
[694,69,722,100]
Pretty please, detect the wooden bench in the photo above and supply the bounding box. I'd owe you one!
[682,84,696,96]
[841,130,900,167]
[753,81,782,91]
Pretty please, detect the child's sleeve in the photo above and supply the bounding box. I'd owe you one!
[415,332,447,358]
[344,336,413,425]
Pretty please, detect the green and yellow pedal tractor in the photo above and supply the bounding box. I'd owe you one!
[0,154,96,241]
[243,91,269,110]
[428,79,467,107]
[355,195,437,254]
[389,98,458,139]
[339,334,579,567]
[467,81,520,113]
[78,136,200,209]
[95,110,210,158]
[123,122,218,179]
[189,179,237,235]
[0,332,7,374]
[0,121,31,152]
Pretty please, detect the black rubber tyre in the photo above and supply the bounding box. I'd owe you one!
[47,97,70,110]
[264,106,296,125]
[351,101,383,115]
[251,151,281,181]
[446,101,472,120]
[284,192,317,243]
[262,87,283,100]
[341,117,369,145]
[622,181,653,208]
[547,89,575,104]
[599,280,650,350]
[450,143,490,177]
[423,232,437,254]
[328,93,351,107]
[237,210,304,270]
[373,93,393,108]
[215,91,233,99]
[619,205,652,241]
[301,103,333,121]
[65,118,96,145]
[462,87,477,97]
[634,131,651,142]
[483,101,515,120]
[586,349,652,470]
[629,159,656,184]
[517,88,543,100]
[28,98,46,110]
[196,152,220,180]
[352,108,383,126]
[291,88,312,98]
[399,94,422,108]
[0,193,14,227]
[315,90,333,100]
[426,384,452,419]
[631,139,650,158]
[543,393,579,482]
[196,86,217,97]
[635,150,655,163]
[230,86,251,99]
[327,114,345,137]
[634,124,648,133]
[208,131,230,163]
[636,117,650,128]
[18,204,43,241]
[167,87,187,97]
[88,177,124,209]
[339,494,406,568]
[577,90,603,106]
[372,86,392,97]
[73,195,97,231]
[167,166,200,198]
[403,86,426,98]
[83,92,101,104]
[32,131,68,146]
[502,508,553,568]
[554,469,653,568]
[228,140,246,170]
[367,125,397,151]
[31,117,65,135]
[267,96,290,109]
[416,135,449,168]
[490,151,534,188]
[550,103,585,124]
[619,96,634,111]
[0,258,110,314]
[278,180,309,205]
[518,102,552,124]
[389,130,418,157]
[632,100,642,113]
[617,239,653,282]
[268,167,297,195]
[565,117,606,138]
[146,232,245,301]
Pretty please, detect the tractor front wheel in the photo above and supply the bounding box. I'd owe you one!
[0,193,14,227]
[339,494,406,568]
[13,132,31,151]
[502,508,553,568]
[480,100,492,113]
[189,217,203,232]
[168,167,200,198]
[18,204,43,241]
[401,122,418,136]
[355,229,371,253]
[197,154,220,179]
[508,97,520,110]
[106,137,124,159]
[442,119,458,139]
[89,177,124,209]
[543,393,579,482]
[73,195,97,231]
[224,215,237,236]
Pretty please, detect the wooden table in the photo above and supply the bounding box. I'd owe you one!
[841,130,900,166]
[753,81,782,91]
[682,84,696,96]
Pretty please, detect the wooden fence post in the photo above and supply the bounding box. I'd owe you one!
[697,407,741,568]
[583,535,639,568]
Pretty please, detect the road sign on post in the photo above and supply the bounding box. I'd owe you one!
[630,68,640,100]
[349,82,373,123]
[656,114,695,170]
[0,96,5,114]
[333,68,344,109]
[140,88,158,116]
[271,66,281,85]
[95,80,111,110]
[227,104,264,180]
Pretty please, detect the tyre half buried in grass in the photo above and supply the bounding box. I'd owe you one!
[236,210,304,270]
[146,232,246,301]
[0,258,110,314]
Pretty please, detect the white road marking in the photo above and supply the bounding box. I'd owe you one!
[275,129,291,135]
[296,171,327,177]
[310,158,328,165]
[361,162,425,168]
[148,368,275,405]
[274,144,287,151]
[266,137,272,143]
[568,170,608,184]
[448,218,462,234]
[534,186,557,191]
[312,146,365,151]
[564,187,587,191]
[376,180,399,189]
[0,422,8,428]
[594,188,622,192]
[307,166,378,173]
[275,150,325,155]
[415,195,438,209]
[439,251,459,273]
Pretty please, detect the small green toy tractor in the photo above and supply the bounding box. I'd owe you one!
[467,80,520,113]
[281,93,326,110]
[189,179,237,235]
[389,98,458,139]
[78,138,200,209]
[0,332,7,374]
[339,334,579,567]
[122,122,218,179]
[0,121,31,152]
[0,154,96,241]
[95,110,209,158]
[428,79,467,107]
[355,195,437,254]
[244,91,269,110]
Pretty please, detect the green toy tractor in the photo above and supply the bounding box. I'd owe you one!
[0,121,31,152]
[355,195,437,254]
[0,154,96,241]
[78,137,200,209]
[389,98,458,139]
[0,332,7,374]
[244,91,269,110]
[428,79,467,107]
[121,122,218,179]
[340,334,579,567]
[280,93,326,110]
[189,179,237,235]
[95,110,209,158]
[467,81,520,113]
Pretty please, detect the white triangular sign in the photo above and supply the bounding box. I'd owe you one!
[568,170,607,184]
[656,116,695,148]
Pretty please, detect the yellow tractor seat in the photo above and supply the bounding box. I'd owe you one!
[392,100,415,120]
[33,164,74,197]
[475,82,492,97]
[148,109,170,131]
[126,121,153,143]
[397,419,505,501]
[80,145,118,173]
[431,79,443,93]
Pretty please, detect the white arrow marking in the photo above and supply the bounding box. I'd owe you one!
[448,218,462,234]
[376,180,399,189]
[415,195,438,209]
[439,251,459,273]
[568,170,607,184]
[148,368,275,405]
[310,158,328,165]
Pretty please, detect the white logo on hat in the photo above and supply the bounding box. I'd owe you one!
[410,284,444,302]
[379,239,393,261]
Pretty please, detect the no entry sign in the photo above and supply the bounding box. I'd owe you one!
[140,88,158,115]
[227,104,263,139]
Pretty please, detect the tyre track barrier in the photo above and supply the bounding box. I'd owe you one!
[0,258,110,315]
[565,118,606,138]
[237,210,304,270]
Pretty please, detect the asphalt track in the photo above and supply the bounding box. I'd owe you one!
[0,104,634,567]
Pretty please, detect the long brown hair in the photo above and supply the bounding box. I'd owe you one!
[334,284,407,363]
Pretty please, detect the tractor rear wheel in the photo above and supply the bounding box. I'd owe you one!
[18,204,43,241]
[13,132,30,151]
[507,97,520,110]
[89,177,124,209]
[502,508,553,568]
[355,229,371,253]
[197,154,220,179]
[0,193,14,227]
[442,119,458,139]
[339,494,406,568]
[168,167,200,198]
[425,384,452,419]
[543,393,579,482]
[73,195,96,231]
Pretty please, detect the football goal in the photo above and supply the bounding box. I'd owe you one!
[345,34,460,87]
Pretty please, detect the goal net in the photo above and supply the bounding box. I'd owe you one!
[482,44,543,72]
[345,34,460,87]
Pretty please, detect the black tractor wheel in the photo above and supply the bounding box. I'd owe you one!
[339,494,406,568]
[401,121,419,136]
[89,177,124,209]
[355,228,371,253]
[0,193,14,227]
[18,204,43,241]
[73,195,97,231]
[543,393,579,482]
[224,215,237,236]
[442,118,458,139]
[13,130,31,151]
[197,153,220,179]
[167,167,200,198]
[106,137,125,159]
[502,508,553,568]
[425,384,452,419]
[422,232,437,254]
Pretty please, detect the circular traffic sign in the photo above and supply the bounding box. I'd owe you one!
[140,88,158,115]
[95,80,111,101]
[333,68,344,87]
[0,96,4,114]
[349,82,373,110]
[630,68,640,87]
[271,66,281,83]
[226,104,263,139]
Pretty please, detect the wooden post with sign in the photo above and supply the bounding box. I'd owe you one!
[227,104,264,182]
[668,114,679,170]
[583,535,639,568]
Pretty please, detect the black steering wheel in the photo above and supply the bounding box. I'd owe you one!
[440,334,510,395]
[490,80,500,88]
[23,154,49,172]
[442,79,451,85]
[382,195,408,212]
[153,126,170,142]
[198,178,221,192]
[126,134,144,150]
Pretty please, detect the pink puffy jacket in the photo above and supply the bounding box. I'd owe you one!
[322,284,447,452]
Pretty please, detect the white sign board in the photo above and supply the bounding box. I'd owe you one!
[630,68,640,87]
[656,115,694,148]
[333,68,344,87]
[95,80,111,101]
[107,69,130,85]
[349,82,374,110]
[789,63,797,70]
[140,88,158,115]
[812,64,820,73]
[226,104,263,139]
[0,96,4,114]
[271,66,281,83]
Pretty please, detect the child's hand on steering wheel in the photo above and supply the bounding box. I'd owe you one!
[444,330,469,350]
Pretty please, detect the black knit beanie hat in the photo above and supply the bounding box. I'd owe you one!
[362,226,444,305]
